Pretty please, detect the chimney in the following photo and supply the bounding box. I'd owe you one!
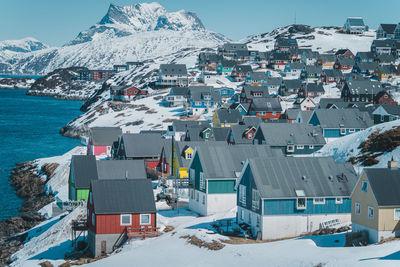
[388,157,398,169]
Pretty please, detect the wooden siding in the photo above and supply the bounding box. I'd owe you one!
[190,153,204,192]
[237,164,262,215]
[77,189,90,202]
[96,213,156,234]
[208,180,236,194]
[263,198,351,215]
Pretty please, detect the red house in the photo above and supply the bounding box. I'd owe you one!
[112,86,148,102]
[375,91,398,105]
[249,97,282,120]
[87,179,157,257]
[334,57,355,72]
[231,65,252,82]
[335,49,354,59]
[87,127,122,157]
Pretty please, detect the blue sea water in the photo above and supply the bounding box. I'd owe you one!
[0,89,83,220]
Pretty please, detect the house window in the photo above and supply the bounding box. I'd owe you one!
[92,213,95,226]
[335,197,343,204]
[240,210,244,220]
[239,185,246,205]
[287,145,294,153]
[89,192,93,205]
[309,145,314,149]
[248,213,252,224]
[381,115,385,122]
[200,172,205,190]
[368,206,374,219]
[256,215,260,228]
[202,195,205,205]
[252,189,260,210]
[140,214,151,225]
[394,209,400,220]
[121,214,132,226]
[349,129,355,133]
[196,192,199,202]
[186,152,192,159]
[355,202,361,215]
[297,145,304,150]
[296,198,307,210]
[190,189,194,199]
[313,198,325,205]
[361,181,368,192]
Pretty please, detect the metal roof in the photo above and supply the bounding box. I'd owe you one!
[310,109,373,129]
[159,64,187,75]
[92,179,156,214]
[216,108,243,124]
[72,155,98,189]
[250,97,282,112]
[212,127,230,142]
[90,127,122,146]
[248,157,357,198]
[121,133,164,158]
[257,123,326,146]
[96,160,147,180]
[230,124,257,144]
[346,80,384,95]
[172,120,210,132]
[365,168,400,206]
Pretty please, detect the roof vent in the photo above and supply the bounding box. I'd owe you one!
[302,175,307,181]
[328,175,333,181]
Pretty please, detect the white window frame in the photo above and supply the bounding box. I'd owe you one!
[349,129,355,133]
[140,214,151,225]
[202,195,205,205]
[355,202,361,215]
[313,197,325,205]
[252,189,260,210]
[296,145,304,150]
[196,192,199,202]
[287,145,295,153]
[199,172,205,190]
[335,197,343,204]
[120,214,132,226]
[394,208,400,220]
[340,128,346,135]
[309,145,314,149]
[239,185,246,205]
[186,152,192,159]
[296,197,307,210]
[240,210,244,220]
[368,206,374,219]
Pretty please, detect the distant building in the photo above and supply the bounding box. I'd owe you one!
[376,24,397,39]
[113,65,128,73]
[157,64,188,87]
[344,17,368,34]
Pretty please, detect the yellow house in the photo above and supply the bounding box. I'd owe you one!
[351,160,400,243]
[171,141,198,178]
[212,108,243,128]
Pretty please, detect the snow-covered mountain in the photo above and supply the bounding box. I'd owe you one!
[0,37,48,53]
[0,2,228,74]
[245,24,376,54]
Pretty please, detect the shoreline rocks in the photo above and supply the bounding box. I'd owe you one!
[0,161,57,266]
[25,91,88,101]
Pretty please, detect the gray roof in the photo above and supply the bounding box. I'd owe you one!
[346,18,365,27]
[193,143,283,179]
[318,98,366,110]
[174,141,214,168]
[234,65,252,73]
[160,64,187,75]
[248,72,268,81]
[257,123,326,146]
[275,38,298,48]
[337,57,355,66]
[248,157,357,198]
[216,108,243,124]
[286,109,301,120]
[250,97,282,112]
[286,62,305,70]
[242,116,262,126]
[198,52,222,63]
[171,87,189,96]
[377,65,399,74]
[364,168,400,206]
[96,160,147,180]
[354,62,378,71]
[271,52,290,61]
[376,104,400,116]
[172,120,210,132]
[372,39,396,48]
[346,80,384,95]
[355,52,375,60]
[92,179,156,214]
[219,59,236,68]
[305,83,324,93]
[323,69,343,78]
[310,109,373,129]
[190,86,221,103]
[379,24,397,34]
[121,133,164,158]
[319,54,336,62]
[72,155,98,189]
[304,65,323,75]
[282,79,302,90]
[376,54,396,63]
[230,124,257,144]
[266,77,283,86]
[303,51,320,59]
[183,125,214,142]
[212,127,230,141]
[221,43,248,51]
[241,85,269,99]
[90,127,122,146]
[297,110,313,124]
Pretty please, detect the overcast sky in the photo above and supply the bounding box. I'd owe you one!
[1,0,399,46]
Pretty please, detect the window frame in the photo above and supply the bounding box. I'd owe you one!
[368,206,374,219]
[313,197,325,205]
[335,197,343,204]
[361,181,368,192]
[120,214,132,226]
[140,214,151,225]
[340,128,346,135]
[394,208,400,220]
[296,197,307,210]
[355,202,361,215]
[199,172,205,190]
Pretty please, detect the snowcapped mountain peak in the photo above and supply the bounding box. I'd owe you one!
[66,2,206,46]
[0,37,49,53]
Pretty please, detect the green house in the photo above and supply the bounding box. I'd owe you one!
[69,155,147,202]
[188,143,282,216]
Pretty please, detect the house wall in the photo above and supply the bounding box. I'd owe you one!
[88,230,120,257]
[95,213,156,234]
[351,172,379,232]
[378,208,400,231]
[189,189,207,216]
[207,193,237,215]
[77,189,90,202]
[255,111,281,120]
[208,180,236,194]
[93,145,110,157]
[352,223,400,244]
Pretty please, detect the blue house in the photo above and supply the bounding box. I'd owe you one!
[308,109,373,142]
[188,86,222,115]
[236,157,357,240]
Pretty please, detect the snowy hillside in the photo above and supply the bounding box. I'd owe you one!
[0,37,48,54]
[245,25,376,54]
[0,2,228,75]
[314,120,400,168]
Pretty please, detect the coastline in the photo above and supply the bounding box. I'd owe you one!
[26,90,89,101]
[0,162,58,266]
